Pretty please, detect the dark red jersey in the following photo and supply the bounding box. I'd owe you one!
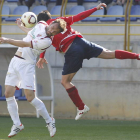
[40,7,97,58]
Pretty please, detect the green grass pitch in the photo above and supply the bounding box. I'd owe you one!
[1,116,140,140]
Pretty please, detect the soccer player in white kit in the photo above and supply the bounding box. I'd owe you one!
[0,18,66,138]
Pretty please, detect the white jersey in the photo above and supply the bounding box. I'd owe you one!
[17,21,52,64]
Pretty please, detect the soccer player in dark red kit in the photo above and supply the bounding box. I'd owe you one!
[18,3,140,120]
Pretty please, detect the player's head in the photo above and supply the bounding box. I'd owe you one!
[37,10,52,22]
[45,18,66,37]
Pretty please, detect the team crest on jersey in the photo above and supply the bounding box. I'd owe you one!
[37,34,42,37]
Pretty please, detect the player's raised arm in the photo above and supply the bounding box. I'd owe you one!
[16,18,31,33]
[65,3,106,24]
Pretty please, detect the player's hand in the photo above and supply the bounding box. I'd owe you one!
[96,3,107,10]
[15,18,23,27]
[0,37,8,44]
[36,58,48,69]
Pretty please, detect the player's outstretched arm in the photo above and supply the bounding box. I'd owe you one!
[16,18,31,33]
[36,58,48,69]
[0,37,31,48]
[72,3,107,22]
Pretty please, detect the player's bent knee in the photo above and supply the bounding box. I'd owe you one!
[24,89,35,102]
[5,90,14,98]
[5,92,11,98]
[5,85,16,98]
[61,80,68,88]
[98,50,115,59]
[26,95,35,102]
[26,96,34,102]
[61,80,65,86]
[25,93,35,102]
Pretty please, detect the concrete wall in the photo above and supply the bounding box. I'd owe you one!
[1,22,140,120]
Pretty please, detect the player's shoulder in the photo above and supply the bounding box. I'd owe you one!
[34,21,48,31]
[37,20,48,26]
[56,16,72,24]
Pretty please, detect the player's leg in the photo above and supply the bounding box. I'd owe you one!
[16,57,55,137]
[97,48,140,59]
[5,86,24,138]
[61,72,85,110]
[97,49,115,59]
[61,73,89,120]
[61,37,92,120]
[24,88,56,137]
[24,89,52,123]
[5,85,24,138]
[21,63,54,125]
[5,85,22,125]
[5,58,24,138]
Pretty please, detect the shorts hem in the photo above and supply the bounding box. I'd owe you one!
[62,69,79,75]
[21,87,35,90]
[5,83,17,88]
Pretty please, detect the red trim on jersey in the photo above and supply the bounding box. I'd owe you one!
[15,55,25,60]
[41,45,51,50]
[31,41,33,48]
[40,36,51,40]
[15,86,19,90]
[40,51,46,58]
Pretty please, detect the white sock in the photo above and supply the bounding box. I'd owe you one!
[6,96,21,126]
[30,97,52,123]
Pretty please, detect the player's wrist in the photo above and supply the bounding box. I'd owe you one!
[40,56,44,58]
[95,7,98,10]
[3,37,9,43]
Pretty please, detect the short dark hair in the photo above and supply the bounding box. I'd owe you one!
[37,10,52,22]
[51,18,66,32]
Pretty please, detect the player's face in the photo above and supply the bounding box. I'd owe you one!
[46,23,61,37]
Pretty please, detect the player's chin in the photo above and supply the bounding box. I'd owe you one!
[46,32,51,37]
[47,34,51,37]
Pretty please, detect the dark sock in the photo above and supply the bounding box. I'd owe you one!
[115,50,138,59]
[66,86,85,110]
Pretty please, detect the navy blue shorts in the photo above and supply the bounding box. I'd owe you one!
[62,37,103,75]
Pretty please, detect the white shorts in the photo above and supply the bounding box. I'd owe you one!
[5,56,35,90]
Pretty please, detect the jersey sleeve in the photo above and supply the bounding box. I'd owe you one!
[40,51,46,58]
[31,37,52,50]
[62,7,97,25]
